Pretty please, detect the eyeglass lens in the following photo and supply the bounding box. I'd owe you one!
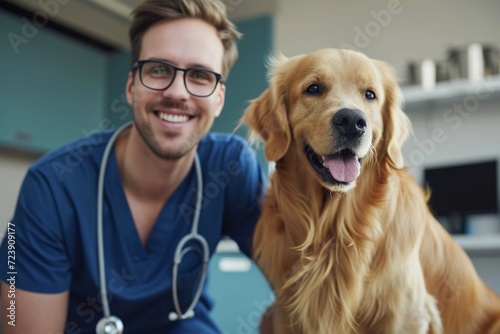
[140,61,219,97]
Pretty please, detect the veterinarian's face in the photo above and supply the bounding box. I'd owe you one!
[286,50,385,191]
[126,18,225,159]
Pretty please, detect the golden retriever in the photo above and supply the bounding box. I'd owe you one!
[242,48,500,334]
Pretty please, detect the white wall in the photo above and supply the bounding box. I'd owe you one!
[402,99,500,182]
[275,0,500,82]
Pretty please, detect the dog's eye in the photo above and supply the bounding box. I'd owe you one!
[364,90,376,100]
[305,84,321,95]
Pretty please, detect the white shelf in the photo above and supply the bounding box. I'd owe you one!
[453,235,500,254]
[402,75,500,107]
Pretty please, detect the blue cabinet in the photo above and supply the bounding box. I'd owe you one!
[0,10,108,153]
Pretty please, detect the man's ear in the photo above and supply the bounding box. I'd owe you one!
[214,83,226,118]
[125,71,135,105]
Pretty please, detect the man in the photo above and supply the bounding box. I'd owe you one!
[0,0,268,332]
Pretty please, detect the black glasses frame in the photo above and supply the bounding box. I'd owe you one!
[132,60,224,97]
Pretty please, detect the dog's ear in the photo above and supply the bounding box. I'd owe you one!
[373,60,410,169]
[241,55,292,161]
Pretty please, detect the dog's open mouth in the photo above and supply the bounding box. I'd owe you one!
[305,144,361,185]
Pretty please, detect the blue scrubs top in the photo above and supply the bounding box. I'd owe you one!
[0,128,266,333]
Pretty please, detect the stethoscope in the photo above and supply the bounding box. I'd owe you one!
[95,122,209,334]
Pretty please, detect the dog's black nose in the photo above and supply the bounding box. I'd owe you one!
[332,108,367,138]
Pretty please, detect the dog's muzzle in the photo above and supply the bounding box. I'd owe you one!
[305,108,369,186]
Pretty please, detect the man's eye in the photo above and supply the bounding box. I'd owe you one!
[150,66,169,75]
[187,69,217,85]
[190,70,210,80]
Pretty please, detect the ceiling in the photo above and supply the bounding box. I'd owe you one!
[5,0,278,51]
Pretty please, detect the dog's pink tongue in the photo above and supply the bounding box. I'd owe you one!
[323,155,360,183]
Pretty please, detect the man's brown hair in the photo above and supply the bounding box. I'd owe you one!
[129,0,242,77]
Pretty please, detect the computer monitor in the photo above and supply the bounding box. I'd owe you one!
[424,160,499,233]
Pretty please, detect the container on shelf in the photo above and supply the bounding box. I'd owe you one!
[447,43,500,82]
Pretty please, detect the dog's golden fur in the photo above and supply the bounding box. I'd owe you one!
[243,48,500,334]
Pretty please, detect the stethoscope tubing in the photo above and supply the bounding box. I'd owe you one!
[172,152,209,319]
[97,121,130,320]
[96,121,207,333]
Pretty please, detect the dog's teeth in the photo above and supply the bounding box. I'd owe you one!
[321,156,326,162]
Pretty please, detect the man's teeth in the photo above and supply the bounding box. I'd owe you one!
[159,112,189,123]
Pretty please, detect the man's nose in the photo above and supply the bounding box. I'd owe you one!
[163,72,190,99]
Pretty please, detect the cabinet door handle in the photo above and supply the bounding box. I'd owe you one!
[218,257,251,272]
[14,131,32,143]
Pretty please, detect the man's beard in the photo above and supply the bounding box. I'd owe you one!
[133,101,202,160]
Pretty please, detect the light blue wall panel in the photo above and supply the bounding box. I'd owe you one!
[212,15,273,134]
[105,50,133,129]
[0,10,108,152]
[211,15,274,172]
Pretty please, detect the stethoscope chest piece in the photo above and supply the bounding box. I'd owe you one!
[96,315,124,334]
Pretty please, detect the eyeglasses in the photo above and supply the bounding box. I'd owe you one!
[132,60,224,97]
